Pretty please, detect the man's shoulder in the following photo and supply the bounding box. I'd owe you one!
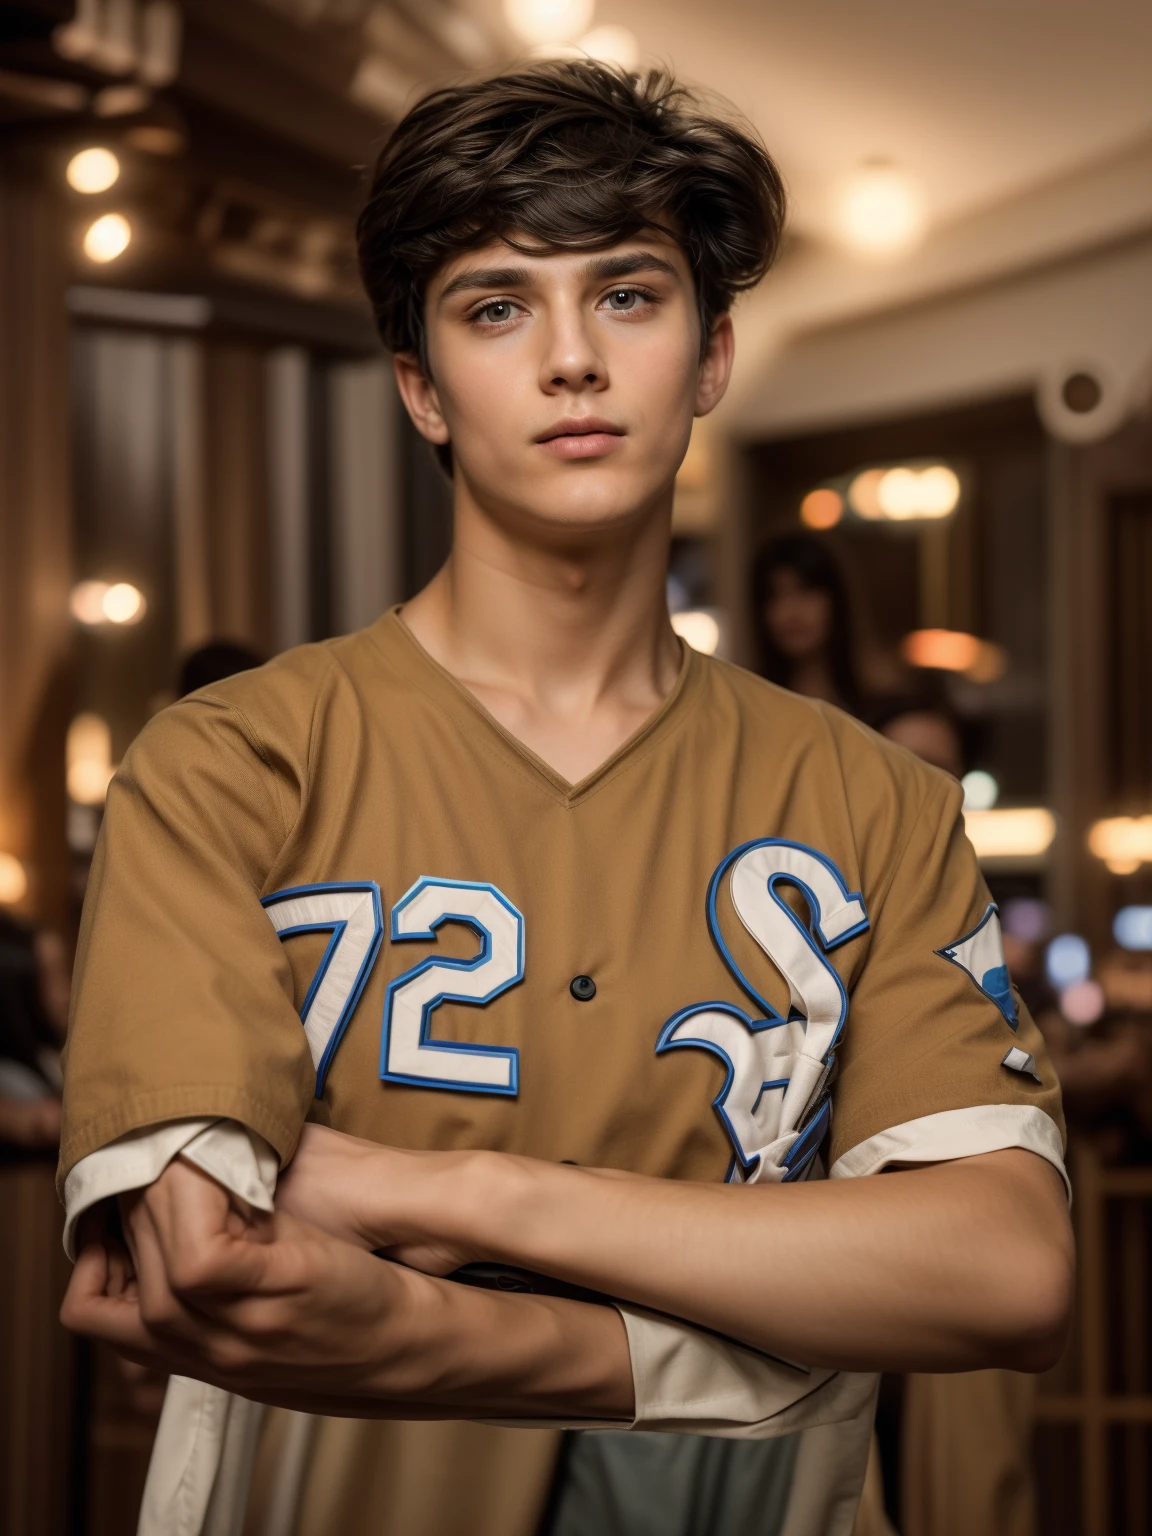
[700,653,960,841]
[125,619,404,782]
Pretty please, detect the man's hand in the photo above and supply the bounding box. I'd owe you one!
[61,1156,634,1419]
[276,1123,476,1275]
[62,1159,404,1398]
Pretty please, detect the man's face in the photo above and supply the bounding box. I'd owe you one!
[395,232,733,537]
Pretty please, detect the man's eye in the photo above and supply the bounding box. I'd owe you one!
[605,289,639,311]
[475,300,517,324]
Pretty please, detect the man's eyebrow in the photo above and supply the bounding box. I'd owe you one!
[437,250,681,304]
[438,266,531,302]
[580,251,681,283]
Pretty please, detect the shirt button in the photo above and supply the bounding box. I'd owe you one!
[570,974,597,1002]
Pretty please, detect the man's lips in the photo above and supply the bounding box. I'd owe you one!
[534,417,626,460]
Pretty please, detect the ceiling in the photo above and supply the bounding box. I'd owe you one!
[471,0,1152,245]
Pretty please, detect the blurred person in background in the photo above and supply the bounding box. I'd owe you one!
[0,913,69,1150]
[176,640,264,699]
[867,688,968,779]
[753,531,863,715]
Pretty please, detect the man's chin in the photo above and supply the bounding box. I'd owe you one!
[472,471,669,537]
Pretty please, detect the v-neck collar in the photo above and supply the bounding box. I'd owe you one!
[367,606,705,807]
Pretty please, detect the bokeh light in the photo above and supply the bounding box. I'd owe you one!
[67,714,115,806]
[671,610,720,655]
[847,468,884,519]
[1046,932,1091,990]
[876,464,960,520]
[1114,906,1152,951]
[963,808,1055,860]
[103,582,146,624]
[961,769,999,810]
[1088,815,1152,875]
[504,0,594,45]
[1060,979,1105,1027]
[901,629,1007,682]
[1001,898,1050,944]
[800,487,844,529]
[578,25,638,67]
[66,146,120,194]
[838,162,927,255]
[83,212,131,263]
[0,852,28,906]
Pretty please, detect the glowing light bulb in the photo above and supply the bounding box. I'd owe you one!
[67,713,115,807]
[504,0,594,46]
[838,162,926,255]
[66,146,120,194]
[83,212,131,263]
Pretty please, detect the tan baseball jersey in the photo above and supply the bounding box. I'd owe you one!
[59,608,1065,1536]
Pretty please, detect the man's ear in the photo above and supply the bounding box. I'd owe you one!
[393,353,450,445]
[694,313,735,418]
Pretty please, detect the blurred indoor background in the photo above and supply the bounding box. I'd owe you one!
[1,3,1151,1534]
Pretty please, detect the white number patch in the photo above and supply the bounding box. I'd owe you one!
[262,882,384,1095]
[380,877,524,1095]
[657,840,867,1182]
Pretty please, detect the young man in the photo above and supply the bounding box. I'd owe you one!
[59,61,1072,1536]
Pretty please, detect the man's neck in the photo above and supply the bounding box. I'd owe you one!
[400,486,683,784]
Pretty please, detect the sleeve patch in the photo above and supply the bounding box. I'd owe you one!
[1002,1046,1041,1081]
[935,903,1018,1030]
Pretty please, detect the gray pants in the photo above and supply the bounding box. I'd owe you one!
[543,1431,800,1536]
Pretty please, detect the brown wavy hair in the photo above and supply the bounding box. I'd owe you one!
[357,59,787,371]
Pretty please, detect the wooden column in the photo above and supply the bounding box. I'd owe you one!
[0,150,73,928]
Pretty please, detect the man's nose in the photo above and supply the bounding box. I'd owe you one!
[539,306,607,393]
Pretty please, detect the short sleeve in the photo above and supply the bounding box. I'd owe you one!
[828,773,1065,1184]
[58,694,315,1191]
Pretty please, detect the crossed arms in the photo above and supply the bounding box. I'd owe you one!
[63,1124,1074,1420]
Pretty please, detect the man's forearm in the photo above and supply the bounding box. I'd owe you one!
[367,1261,634,1419]
[398,1148,1073,1374]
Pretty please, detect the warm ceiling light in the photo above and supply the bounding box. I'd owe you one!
[504,0,594,46]
[0,852,28,906]
[876,464,960,520]
[66,146,120,194]
[838,161,926,255]
[70,579,146,625]
[578,24,638,67]
[67,713,115,807]
[671,609,720,655]
[848,463,961,522]
[799,488,843,530]
[71,580,110,624]
[1088,815,1152,875]
[963,808,1056,861]
[83,211,131,263]
[847,468,885,519]
[916,465,961,517]
[102,582,146,624]
[901,629,1006,682]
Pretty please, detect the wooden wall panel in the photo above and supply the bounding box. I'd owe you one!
[0,154,74,928]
